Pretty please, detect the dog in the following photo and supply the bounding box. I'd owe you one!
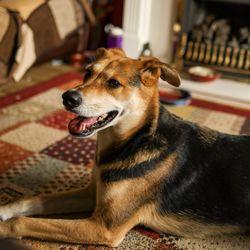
[0,48,249,247]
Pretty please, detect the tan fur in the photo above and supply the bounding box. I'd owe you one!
[94,152,178,231]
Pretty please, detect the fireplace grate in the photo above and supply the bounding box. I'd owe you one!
[176,0,250,83]
[178,34,249,82]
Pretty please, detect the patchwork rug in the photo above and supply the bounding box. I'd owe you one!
[0,73,249,250]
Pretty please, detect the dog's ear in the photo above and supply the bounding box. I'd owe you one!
[139,57,181,87]
[96,47,126,60]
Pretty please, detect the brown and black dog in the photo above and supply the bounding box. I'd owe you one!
[0,48,249,247]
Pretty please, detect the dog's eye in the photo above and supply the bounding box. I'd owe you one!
[84,69,92,81]
[107,79,120,88]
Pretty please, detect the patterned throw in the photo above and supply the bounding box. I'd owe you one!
[0,73,249,250]
[0,0,86,82]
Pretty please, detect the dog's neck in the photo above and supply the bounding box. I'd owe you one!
[96,87,160,162]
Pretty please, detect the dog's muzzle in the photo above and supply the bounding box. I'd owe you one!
[62,90,82,109]
[62,89,120,137]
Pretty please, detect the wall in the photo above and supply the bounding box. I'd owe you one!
[122,0,175,61]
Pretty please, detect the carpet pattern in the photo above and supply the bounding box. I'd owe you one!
[0,73,249,250]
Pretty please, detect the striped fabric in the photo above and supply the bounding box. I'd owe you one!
[0,0,86,83]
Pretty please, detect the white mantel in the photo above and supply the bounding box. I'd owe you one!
[122,0,175,61]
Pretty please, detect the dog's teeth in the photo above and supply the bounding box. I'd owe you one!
[82,123,86,130]
[98,113,108,121]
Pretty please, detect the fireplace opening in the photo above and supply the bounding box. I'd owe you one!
[177,0,250,82]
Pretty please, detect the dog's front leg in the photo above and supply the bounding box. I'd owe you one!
[0,215,131,247]
[0,183,95,221]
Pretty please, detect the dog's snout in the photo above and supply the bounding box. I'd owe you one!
[62,90,82,109]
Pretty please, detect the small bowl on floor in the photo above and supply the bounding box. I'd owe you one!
[188,66,220,82]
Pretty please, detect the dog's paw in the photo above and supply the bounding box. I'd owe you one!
[0,217,21,238]
[0,205,16,221]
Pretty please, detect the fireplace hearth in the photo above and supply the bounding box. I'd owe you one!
[177,0,250,82]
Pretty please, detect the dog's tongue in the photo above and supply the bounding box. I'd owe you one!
[68,116,98,134]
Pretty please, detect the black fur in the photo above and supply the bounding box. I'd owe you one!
[159,126,250,225]
[101,104,250,226]
[101,149,170,182]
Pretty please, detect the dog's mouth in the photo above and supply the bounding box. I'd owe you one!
[68,110,119,137]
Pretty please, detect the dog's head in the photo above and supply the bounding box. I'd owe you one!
[62,48,180,138]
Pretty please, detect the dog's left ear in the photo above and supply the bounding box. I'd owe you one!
[139,57,181,87]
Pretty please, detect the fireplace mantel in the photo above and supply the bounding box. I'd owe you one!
[122,0,175,60]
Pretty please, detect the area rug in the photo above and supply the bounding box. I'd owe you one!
[0,73,249,250]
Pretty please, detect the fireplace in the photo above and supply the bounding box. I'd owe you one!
[176,0,250,82]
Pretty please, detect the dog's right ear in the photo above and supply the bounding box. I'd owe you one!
[139,57,181,87]
[96,48,126,60]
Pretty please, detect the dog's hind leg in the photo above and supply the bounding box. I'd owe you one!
[0,183,96,221]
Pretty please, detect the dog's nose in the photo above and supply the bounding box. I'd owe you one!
[62,90,82,109]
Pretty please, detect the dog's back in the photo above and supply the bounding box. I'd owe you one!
[156,106,250,226]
